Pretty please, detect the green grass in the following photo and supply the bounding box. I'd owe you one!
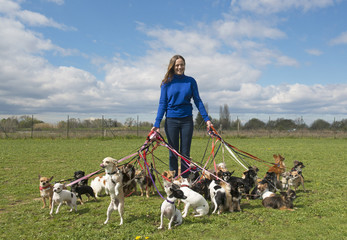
[0,137,346,240]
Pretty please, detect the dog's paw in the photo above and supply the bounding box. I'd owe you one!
[158,226,163,230]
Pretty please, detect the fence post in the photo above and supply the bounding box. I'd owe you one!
[102,115,104,138]
[31,115,34,138]
[137,115,139,137]
[67,115,70,139]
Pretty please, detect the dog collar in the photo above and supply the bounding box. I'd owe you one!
[108,171,117,175]
[180,185,190,188]
[39,185,51,190]
[166,199,175,204]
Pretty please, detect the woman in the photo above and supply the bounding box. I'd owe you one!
[151,55,212,178]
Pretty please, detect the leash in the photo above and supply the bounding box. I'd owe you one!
[138,149,174,204]
[208,127,275,168]
[150,131,230,186]
[66,169,104,187]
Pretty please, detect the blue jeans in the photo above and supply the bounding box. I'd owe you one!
[165,116,194,178]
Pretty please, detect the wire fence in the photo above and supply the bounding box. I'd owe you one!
[1,127,346,139]
[1,115,346,139]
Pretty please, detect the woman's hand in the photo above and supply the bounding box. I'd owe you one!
[206,120,213,130]
[151,127,160,132]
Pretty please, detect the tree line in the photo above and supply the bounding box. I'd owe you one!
[194,104,347,131]
[1,110,346,134]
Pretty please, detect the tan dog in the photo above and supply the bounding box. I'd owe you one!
[267,154,286,181]
[135,169,155,198]
[288,170,306,192]
[162,170,176,184]
[39,175,54,209]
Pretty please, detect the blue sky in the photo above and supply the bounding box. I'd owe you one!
[0,0,346,125]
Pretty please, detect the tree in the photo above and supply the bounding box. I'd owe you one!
[243,118,266,130]
[310,119,330,130]
[219,104,231,130]
[124,117,135,127]
[331,119,347,131]
[18,115,43,128]
[0,117,19,133]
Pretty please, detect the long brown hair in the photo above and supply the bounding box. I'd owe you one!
[161,55,185,86]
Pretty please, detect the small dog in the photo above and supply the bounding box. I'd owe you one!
[39,175,54,209]
[267,154,286,181]
[70,184,97,204]
[162,170,176,184]
[119,163,136,196]
[220,170,245,212]
[291,160,305,178]
[74,170,88,186]
[50,183,77,216]
[91,175,109,198]
[135,168,156,198]
[209,180,226,214]
[261,171,282,192]
[281,172,291,190]
[101,157,124,225]
[257,182,276,200]
[288,170,306,192]
[158,183,187,230]
[179,178,209,218]
[262,189,297,211]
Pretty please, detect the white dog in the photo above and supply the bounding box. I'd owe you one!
[100,157,124,226]
[179,178,209,218]
[91,175,109,198]
[209,180,226,214]
[158,183,187,230]
[50,183,77,216]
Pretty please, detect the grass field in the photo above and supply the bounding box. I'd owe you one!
[0,137,346,240]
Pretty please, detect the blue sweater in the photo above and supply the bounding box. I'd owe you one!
[154,74,210,128]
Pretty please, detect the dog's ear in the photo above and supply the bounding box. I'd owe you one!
[38,175,41,179]
[49,176,54,182]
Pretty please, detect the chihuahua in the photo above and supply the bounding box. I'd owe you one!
[158,183,187,230]
[50,183,77,216]
[39,175,54,209]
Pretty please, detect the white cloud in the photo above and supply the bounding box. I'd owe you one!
[214,18,286,40]
[0,0,346,124]
[45,0,64,5]
[231,0,336,14]
[305,49,323,56]
[329,31,347,45]
[16,10,73,30]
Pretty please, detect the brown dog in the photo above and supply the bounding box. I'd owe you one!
[135,168,155,198]
[39,175,54,209]
[162,170,176,184]
[119,163,136,195]
[262,188,296,211]
[288,170,306,192]
[267,154,286,181]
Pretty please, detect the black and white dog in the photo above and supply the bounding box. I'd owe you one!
[158,183,187,230]
[74,170,88,186]
[208,180,226,214]
[179,178,209,217]
[70,183,97,204]
[50,183,77,216]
